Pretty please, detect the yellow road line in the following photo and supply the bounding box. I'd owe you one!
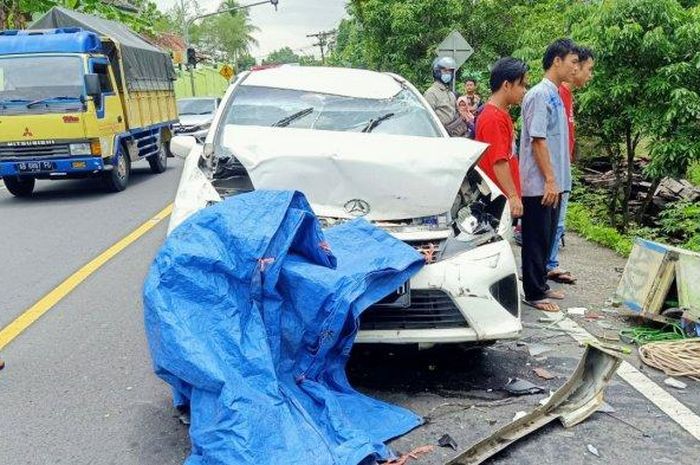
[0,203,173,350]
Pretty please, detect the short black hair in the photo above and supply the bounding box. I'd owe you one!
[543,38,577,70]
[576,46,595,63]
[465,77,477,84]
[489,57,528,92]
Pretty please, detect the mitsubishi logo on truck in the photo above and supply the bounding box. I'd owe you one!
[344,199,371,217]
[23,127,33,137]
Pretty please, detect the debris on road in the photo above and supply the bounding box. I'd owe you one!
[614,238,700,328]
[533,367,556,380]
[639,339,700,381]
[444,345,622,465]
[0,357,5,371]
[527,343,551,357]
[597,402,616,414]
[438,434,459,451]
[567,307,587,316]
[587,444,600,457]
[387,445,436,465]
[663,377,688,390]
[512,411,527,421]
[504,378,545,396]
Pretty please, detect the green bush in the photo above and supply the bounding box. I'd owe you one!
[688,161,700,187]
[567,203,635,256]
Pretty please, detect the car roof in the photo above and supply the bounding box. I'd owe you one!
[178,97,217,102]
[242,66,405,100]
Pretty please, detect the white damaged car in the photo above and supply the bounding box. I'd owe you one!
[168,66,521,347]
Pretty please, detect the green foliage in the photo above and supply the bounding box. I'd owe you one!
[567,202,635,256]
[193,1,258,63]
[263,47,301,65]
[657,200,700,250]
[688,161,700,186]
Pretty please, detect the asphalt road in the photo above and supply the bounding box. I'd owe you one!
[0,158,698,464]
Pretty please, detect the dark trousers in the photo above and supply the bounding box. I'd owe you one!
[521,196,561,301]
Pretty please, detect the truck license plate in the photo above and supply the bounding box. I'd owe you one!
[16,161,55,173]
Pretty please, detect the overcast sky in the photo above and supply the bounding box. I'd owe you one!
[154,0,348,59]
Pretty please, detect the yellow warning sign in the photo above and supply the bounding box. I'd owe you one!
[219,64,235,81]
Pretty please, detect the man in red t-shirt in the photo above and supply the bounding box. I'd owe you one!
[558,47,595,161]
[476,57,529,218]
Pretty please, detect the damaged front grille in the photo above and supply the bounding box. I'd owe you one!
[360,290,467,331]
[405,239,446,264]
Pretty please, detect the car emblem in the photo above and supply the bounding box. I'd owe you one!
[344,199,371,216]
[23,127,33,137]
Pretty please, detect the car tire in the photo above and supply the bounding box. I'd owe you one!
[104,150,131,192]
[3,176,35,197]
[147,144,167,174]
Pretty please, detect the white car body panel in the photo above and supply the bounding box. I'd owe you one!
[222,124,487,221]
[168,66,522,345]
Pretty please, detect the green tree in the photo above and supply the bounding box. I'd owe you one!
[192,0,259,64]
[573,0,700,229]
[263,47,301,64]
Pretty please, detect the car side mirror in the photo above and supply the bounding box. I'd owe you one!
[84,73,101,98]
[170,135,198,159]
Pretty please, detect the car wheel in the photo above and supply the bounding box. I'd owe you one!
[147,144,167,174]
[104,150,131,192]
[3,176,35,197]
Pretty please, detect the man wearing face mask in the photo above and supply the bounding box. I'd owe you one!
[424,56,470,137]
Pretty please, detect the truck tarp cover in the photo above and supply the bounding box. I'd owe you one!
[30,7,175,91]
[143,191,425,465]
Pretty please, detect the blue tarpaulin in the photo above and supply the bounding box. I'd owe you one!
[143,191,425,465]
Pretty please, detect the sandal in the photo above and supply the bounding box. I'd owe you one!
[545,289,565,300]
[547,269,577,284]
[523,299,560,312]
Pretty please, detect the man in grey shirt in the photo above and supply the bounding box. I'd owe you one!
[519,38,579,312]
[424,56,470,137]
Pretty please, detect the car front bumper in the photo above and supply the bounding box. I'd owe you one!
[356,239,522,345]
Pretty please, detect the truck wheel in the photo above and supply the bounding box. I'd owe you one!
[3,176,35,197]
[104,152,131,192]
[147,145,167,174]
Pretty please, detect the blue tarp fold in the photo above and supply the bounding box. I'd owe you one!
[144,191,424,465]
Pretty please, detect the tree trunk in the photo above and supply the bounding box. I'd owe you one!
[621,129,636,232]
[636,177,662,224]
[607,145,622,229]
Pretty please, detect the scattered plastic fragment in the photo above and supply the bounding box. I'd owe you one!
[567,307,586,316]
[664,377,687,390]
[533,367,555,380]
[438,434,458,451]
[587,444,600,457]
[504,378,544,396]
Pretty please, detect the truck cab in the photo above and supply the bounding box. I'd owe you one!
[0,26,177,196]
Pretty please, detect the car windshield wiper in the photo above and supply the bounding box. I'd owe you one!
[361,112,396,133]
[26,96,80,108]
[272,107,314,127]
[0,98,30,109]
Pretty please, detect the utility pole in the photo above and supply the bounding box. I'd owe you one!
[306,30,335,64]
[182,0,279,96]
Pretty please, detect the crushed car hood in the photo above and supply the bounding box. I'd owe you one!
[221,125,488,221]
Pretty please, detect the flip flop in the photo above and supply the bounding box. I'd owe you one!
[523,299,560,312]
[545,289,565,300]
[547,269,577,284]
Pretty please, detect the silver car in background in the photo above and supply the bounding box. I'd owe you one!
[174,97,221,142]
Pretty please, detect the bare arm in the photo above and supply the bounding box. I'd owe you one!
[492,160,523,217]
[531,138,560,207]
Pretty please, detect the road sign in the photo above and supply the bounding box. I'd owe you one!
[219,64,235,81]
[437,30,473,69]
